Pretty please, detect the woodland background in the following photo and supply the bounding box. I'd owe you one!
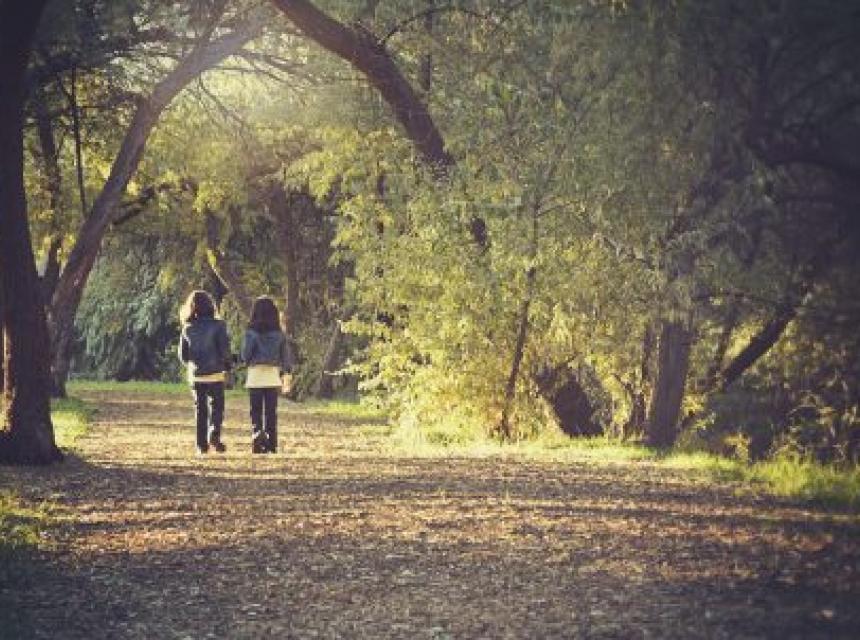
[1,0,859,467]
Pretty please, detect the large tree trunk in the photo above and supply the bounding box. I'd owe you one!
[47,21,261,397]
[270,0,487,249]
[0,0,63,465]
[0,290,4,392]
[645,320,693,449]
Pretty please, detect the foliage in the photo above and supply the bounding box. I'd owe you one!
[21,0,860,463]
[74,230,200,382]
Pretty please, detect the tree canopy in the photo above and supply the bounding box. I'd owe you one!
[3,0,859,464]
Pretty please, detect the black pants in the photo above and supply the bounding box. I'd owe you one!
[250,387,279,452]
[192,382,225,450]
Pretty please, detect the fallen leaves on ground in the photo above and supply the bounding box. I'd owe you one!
[1,390,858,639]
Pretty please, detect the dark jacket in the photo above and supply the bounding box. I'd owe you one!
[178,317,231,377]
[241,329,295,375]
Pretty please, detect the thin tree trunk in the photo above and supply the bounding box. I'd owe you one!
[717,245,832,392]
[34,88,64,303]
[623,323,654,438]
[48,20,261,396]
[497,267,536,440]
[317,322,344,399]
[718,305,797,391]
[419,0,434,97]
[69,66,88,217]
[497,201,539,440]
[703,307,741,391]
[270,185,301,335]
[205,210,255,318]
[0,0,63,464]
[645,320,693,448]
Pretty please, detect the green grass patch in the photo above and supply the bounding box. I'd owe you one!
[69,379,190,395]
[298,397,388,422]
[658,450,860,509]
[389,422,656,461]
[51,396,93,449]
[389,422,860,510]
[747,455,860,509]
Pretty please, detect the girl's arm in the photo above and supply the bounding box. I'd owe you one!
[240,331,254,363]
[218,322,231,371]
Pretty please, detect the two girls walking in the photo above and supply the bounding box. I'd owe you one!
[178,291,295,455]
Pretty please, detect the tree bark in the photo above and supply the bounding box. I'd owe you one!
[270,0,488,248]
[702,306,740,392]
[645,320,693,448]
[317,322,344,399]
[270,185,301,335]
[717,305,797,392]
[0,0,63,464]
[47,20,261,396]
[34,88,64,303]
[716,245,832,392]
[623,323,654,438]
[497,267,535,440]
[497,194,543,439]
[419,0,434,97]
[69,66,88,217]
[0,289,4,392]
[272,0,449,167]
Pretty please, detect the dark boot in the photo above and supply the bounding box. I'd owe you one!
[252,428,268,454]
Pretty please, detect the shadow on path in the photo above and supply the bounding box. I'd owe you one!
[1,389,858,639]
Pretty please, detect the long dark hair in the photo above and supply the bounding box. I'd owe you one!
[249,296,281,333]
[180,290,216,324]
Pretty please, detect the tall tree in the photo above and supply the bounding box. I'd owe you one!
[0,0,63,464]
[48,10,263,396]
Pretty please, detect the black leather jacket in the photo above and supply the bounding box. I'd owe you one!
[178,317,231,377]
[241,329,295,374]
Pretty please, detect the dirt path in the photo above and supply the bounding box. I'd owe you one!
[2,389,859,639]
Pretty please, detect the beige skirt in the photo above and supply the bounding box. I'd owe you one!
[246,365,281,388]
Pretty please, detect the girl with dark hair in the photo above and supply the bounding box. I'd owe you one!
[241,296,295,453]
[178,290,231,455]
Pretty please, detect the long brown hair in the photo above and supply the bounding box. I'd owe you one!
[180,290,216,324]
[248,296,280,333]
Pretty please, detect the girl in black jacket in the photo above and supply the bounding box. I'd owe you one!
[178,290,231,455]
[241,296,295,453]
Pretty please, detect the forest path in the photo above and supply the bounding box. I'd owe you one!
[2,388,859,639]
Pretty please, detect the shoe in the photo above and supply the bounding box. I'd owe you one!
[196,446,208,456]
[210,440,227,453]
[252,429,267,454]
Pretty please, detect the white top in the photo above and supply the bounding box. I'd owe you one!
[246,364,281,389]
